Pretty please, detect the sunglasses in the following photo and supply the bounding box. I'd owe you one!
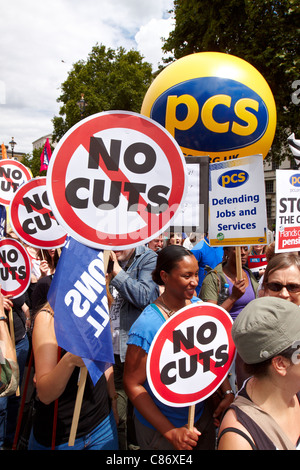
[266,282,300,293]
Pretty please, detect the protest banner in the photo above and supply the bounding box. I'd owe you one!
[45,111,189,444]
[48,237,113,384]
[275,170,300,252]
[9,177,67,249]
[0,237,31,298]
[209,155,267,248]
[208,154,267,277]
[0,160,32,206]
[39,137,52,172]
[146,302,235,428]
[170,156,209,234]
[0,204,6,237]
[47,237,114,445]
[46,110,187,250]
[247,253,268,278]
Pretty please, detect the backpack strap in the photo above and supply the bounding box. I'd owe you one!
[204,265,226,304]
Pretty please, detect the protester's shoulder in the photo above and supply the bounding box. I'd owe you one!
[243,265,259,287]
[191,296,202,304]
[191,239,205,253]
[131,303,158,327]
[129,304,163,339]
[36,274,53,286]
[136,245,158,262]
[213,262,224,273]
[204,262,223,278]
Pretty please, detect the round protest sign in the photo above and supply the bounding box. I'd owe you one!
[0,160,32,206]
[9,177,68,249]
[46,111,187,249]
[146,302,235,407]
[0,238,31,298]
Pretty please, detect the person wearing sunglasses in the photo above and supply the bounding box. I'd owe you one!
[261,252,300,305]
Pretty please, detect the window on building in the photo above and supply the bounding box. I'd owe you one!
[265,180,274,193]
[266,199,272,219]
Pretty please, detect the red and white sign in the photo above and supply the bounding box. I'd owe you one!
[146,302,235,407]
[247,254,267,274]
[0,160,32,206]
[275,170,300,252]
[46,111,187,249]
[9,177,67,249]
[0,238,31,298]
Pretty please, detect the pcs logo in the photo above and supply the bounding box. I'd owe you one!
[141,52,276,161]
[218,170,249,188]
[290,174,300,187]
[149,77,268,154]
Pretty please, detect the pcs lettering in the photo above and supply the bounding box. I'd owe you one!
[218,170,248,188]
[166,95,259,138]
[150,77,267,155]
[65,137,170,214]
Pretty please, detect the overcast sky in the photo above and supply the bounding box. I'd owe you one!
[0,0,174,154]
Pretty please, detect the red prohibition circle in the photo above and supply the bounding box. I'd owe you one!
[0,238,31,298]
[147,303,236,407]
[0,160,32,206]
[9,178,67,249]
[47,111,186,249]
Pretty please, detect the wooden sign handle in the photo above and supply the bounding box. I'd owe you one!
[235,246,243,280]
[68,249,110,446]
[8,307,19,396]
[188,404,195,431]
[68,366,88,446]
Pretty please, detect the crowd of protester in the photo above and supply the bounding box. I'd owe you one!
[1,229,300,451]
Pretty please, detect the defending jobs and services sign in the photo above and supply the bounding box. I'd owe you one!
[208,154,268,247]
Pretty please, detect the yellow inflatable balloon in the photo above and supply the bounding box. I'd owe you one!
[141,52,276,162]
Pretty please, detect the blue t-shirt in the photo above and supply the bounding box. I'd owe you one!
[127,298,205,429]
[192,238,224,295]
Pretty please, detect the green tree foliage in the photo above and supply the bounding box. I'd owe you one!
[52,44,153,142]
[163,0,300,162]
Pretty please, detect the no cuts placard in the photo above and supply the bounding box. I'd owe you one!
[147,302,235,407]
[9,177,67,249]
[0,160,32,206]
[46,111,187,249]
[0,238,31,298]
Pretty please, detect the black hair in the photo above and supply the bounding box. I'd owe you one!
[152,245,195,286]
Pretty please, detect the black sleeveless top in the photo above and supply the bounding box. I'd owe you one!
[32,356,110,447]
